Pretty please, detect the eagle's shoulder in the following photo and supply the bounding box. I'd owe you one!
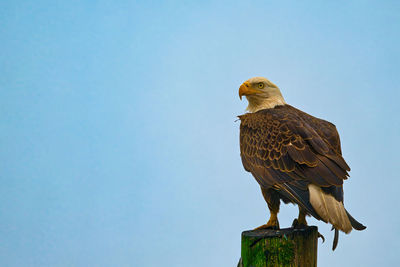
[284,104,337,129]
[283,105,342,154]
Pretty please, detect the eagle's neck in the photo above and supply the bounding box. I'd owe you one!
[246,95,286,113]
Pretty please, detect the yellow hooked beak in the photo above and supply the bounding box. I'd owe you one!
[239,82,262,100]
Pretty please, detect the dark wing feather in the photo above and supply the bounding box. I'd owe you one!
[239,105,349,213]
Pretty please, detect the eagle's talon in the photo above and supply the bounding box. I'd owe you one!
[318,232,325,243]
[254,218,280,230]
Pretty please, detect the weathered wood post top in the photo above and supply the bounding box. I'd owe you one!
[240,226,318,267]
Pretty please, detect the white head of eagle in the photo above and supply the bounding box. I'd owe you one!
[239,77,286,112]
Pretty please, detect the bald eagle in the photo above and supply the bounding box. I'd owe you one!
[238,77,366,250]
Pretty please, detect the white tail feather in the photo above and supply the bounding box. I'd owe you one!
[308,184,352,233]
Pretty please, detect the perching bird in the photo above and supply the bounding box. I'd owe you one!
[238,77,366,250]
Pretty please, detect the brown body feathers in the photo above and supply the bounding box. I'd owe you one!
[239,104,366,250]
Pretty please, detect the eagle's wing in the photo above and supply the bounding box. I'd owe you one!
[239,105,350,218]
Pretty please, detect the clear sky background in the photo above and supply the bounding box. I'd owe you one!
[1,1,399,266]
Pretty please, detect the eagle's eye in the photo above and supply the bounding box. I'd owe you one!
[258,83,264,89]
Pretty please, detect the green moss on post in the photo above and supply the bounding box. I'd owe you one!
[241,226,318,267]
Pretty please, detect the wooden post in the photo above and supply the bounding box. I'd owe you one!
[240,226,318,267]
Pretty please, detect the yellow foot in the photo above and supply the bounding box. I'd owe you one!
[254,219,280,230]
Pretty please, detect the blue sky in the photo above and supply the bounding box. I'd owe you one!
[0,1,399,266]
